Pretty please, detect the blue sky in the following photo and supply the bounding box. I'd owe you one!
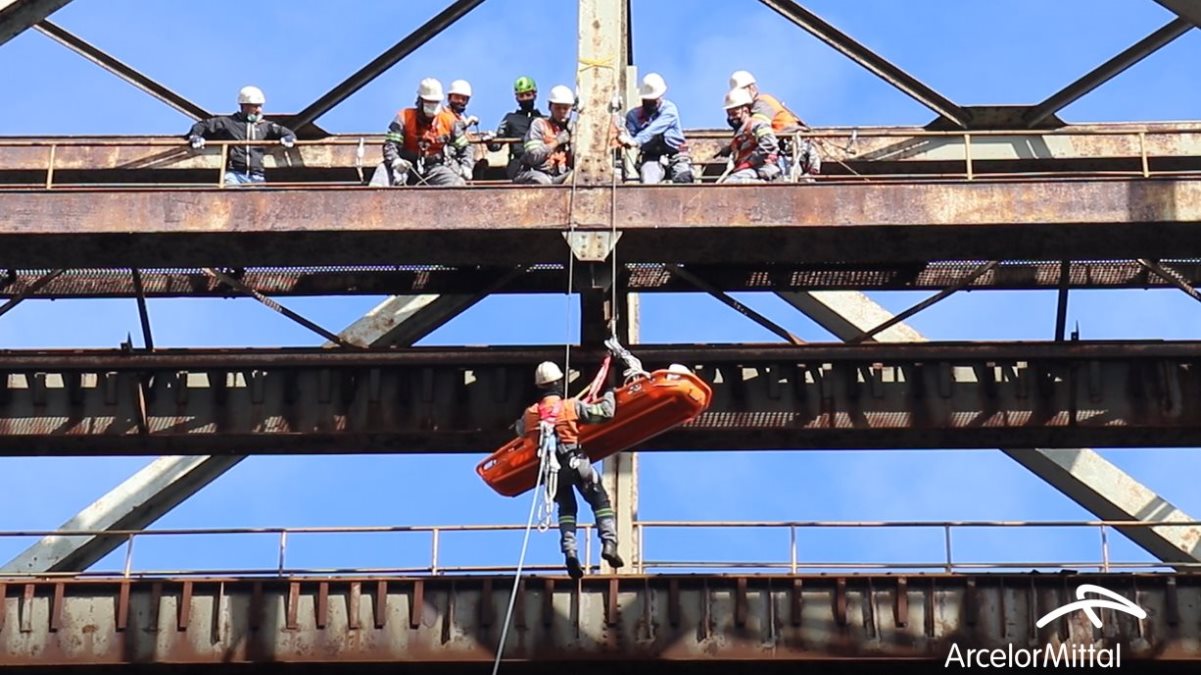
[1,0,1201,575]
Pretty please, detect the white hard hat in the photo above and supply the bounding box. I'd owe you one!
[667,363,691,375]
[729,70,756,89]
[448,79,472,97]
[723,87,754,109]
[639,73,667,100]
[237,85,265,105]
[548,85,575,106]
[535,361,564,386]
[417,78,444,102]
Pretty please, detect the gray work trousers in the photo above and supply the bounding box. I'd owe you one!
[368,162,465,187]
[554,445,617,556]
[636,153,693,184]
[514,168,571,185]
[724,163,782,184]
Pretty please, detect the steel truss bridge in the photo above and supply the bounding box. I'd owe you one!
[4,0,1201,672]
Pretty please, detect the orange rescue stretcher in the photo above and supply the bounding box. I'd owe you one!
[476,368,713,497]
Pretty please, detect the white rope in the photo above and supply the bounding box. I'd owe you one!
[495,101,585,674]
[490,426,555,675]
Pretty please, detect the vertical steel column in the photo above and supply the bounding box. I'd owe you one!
[578,0,636,574]
[601,293,639,574]
[574,0,627,189]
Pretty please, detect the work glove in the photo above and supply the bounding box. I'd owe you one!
[280,135,296,149]
[390,157,412,174]
[463,115,479,127]
[476,131,496,143]
[188,136,206,150]
[618,132,637,148]
[555,130,571,146]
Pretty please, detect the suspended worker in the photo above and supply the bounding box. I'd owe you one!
[371,78,471,187]
[728,70,819,180]
[514,361,624,579]
[489,76,545,180]
[721,87,783,183]
[446,79,488,181]
[514,85,575,185]
[617,73,693,184]
[185,85,296,185]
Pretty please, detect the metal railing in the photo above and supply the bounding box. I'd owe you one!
[1,519,1198,578]
[1,124,1199,189]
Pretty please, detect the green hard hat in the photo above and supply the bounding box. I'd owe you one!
[514,76,537,94]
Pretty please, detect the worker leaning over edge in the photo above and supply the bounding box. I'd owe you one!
[490,76,545,180]
[721,87,783,184]
[514,85,576,185]
[446,79,490,181]
[729,70,820,180]
[370,78,470,187]
[186,85,296,186]
[618,73,694,184]
[513,361,624,579]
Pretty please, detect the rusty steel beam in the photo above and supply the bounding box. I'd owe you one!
[573,0,626,188]
[291,0,487,131]
[2,341,1201,454]
[1154,0,1201,29]
[6,179,1201,268]
[757,0,970,128]
[0,0,69,47]
[33,20,211,121]
[0,573,1198,666]
[0,260,1192,298]
[1024,18,1193,128]
[1,293,489,576]
[4,125,1201,183]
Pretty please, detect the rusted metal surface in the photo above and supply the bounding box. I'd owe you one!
[1,341,1201,453]
[3,260,1199,299]
[574,0,626,188]
[6,179,1201,267]
[0,573,1196,665]
[290,0,488,131]
[5,124,1201,183]
[34,20,212,121]
[758,0,969,128]
[1023,19,1193,128]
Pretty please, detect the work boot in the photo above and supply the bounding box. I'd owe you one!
[601,540,624,569]
[564,553,583,580]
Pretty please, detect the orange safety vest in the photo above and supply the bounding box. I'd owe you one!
[730,117,775,168]
[523,395,580,445]
[756,93,803,134]
[534,118,572,172]
[399,108,458,157]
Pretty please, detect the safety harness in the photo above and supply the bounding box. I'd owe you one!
[533,354,613,531]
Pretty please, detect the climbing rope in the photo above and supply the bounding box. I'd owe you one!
[494,63,629,674]
[489,425,554,675]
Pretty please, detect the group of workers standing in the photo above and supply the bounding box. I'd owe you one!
[185,71,818,186]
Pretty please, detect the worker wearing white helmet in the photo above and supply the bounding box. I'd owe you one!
[444,79,489,181]
[720,87,782,184]
[728,70,817,180]
[514,85,576,185]
[617,73,694,184]
[185,85,296,185]
[513,360,624,579]
[372,78,471,187]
